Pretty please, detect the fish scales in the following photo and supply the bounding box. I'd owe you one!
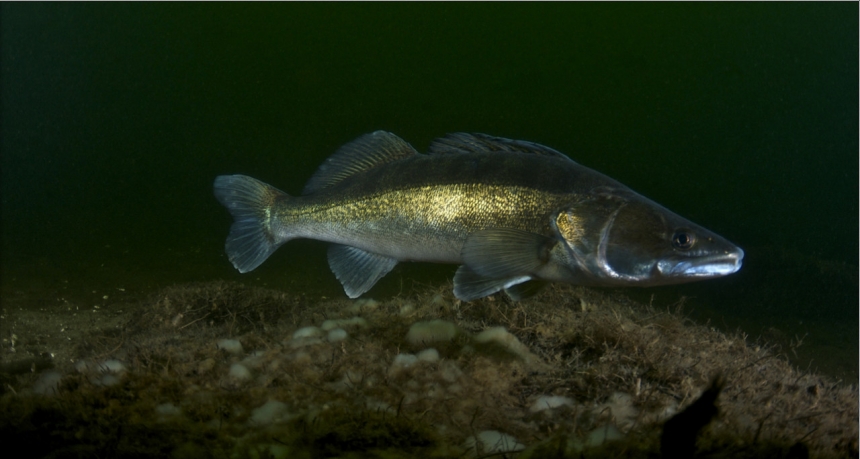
[279,183,569,263]
[273,151,611,257]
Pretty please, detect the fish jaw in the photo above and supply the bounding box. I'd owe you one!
[656,247,744,279]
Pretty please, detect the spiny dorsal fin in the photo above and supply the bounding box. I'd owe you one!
[428,133,575,162]
[303,131,418,195]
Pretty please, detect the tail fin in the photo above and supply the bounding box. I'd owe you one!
[213,175,290,273]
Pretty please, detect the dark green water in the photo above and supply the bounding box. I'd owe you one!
[2,4,857,379]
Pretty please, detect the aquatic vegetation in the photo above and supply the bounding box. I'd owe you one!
[0,281,856,458]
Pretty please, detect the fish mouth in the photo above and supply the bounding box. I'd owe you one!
[659,247,745,278]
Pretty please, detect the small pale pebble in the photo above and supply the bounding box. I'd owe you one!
[155,403,182,417]
[348,298,379,313]
[217,339,244,355]
[97,374,121,386]
[74,360,91,373]
[417,348,439,363]
[292,326,323,340]
[391,353,417,368]
[465,430,525,453]
[321,317,368,331]
[530,395,575,412]
[327,328,348,342]
[586,424,623,446]
[440,361,463,382]
[33,371,63,396]
[406,320,459,346]
[249,399,289,426]
[99,360,127,374]
[474,327,540,365]
[197,358,216,374]
[355,298,379,309]
[228,363,252,381]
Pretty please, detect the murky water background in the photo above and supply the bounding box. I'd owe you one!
[2,3,856,380]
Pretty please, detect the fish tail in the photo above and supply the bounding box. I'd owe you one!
[213,174,290,273]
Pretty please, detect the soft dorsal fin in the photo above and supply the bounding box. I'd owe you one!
[303,131,419,195]
[427,132,575,162]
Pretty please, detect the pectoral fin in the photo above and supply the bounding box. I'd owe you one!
[328,244,398,298]
[461,228,555,278]
[453,229,555,301]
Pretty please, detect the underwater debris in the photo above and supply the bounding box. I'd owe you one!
[0,281,856,458]
[530,395,575,413]
[465,429,525,455]
[661,374,723,458]
[0,354,54,376]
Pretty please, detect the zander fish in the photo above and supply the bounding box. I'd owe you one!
[214,131,743,301]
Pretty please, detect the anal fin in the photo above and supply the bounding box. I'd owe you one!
[328,244,398,298]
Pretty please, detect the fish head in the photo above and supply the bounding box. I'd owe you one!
[554,192,744,286]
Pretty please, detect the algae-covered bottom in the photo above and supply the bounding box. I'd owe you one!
[0,282,857,458]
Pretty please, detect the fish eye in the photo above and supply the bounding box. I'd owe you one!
[672,231,696,249]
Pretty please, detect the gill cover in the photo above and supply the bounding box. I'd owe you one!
[553,194,632,283]
[555,193,744,285]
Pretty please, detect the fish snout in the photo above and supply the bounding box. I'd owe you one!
[658,245,744,279]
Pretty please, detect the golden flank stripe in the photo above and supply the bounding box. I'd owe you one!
[279,184,570,237]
